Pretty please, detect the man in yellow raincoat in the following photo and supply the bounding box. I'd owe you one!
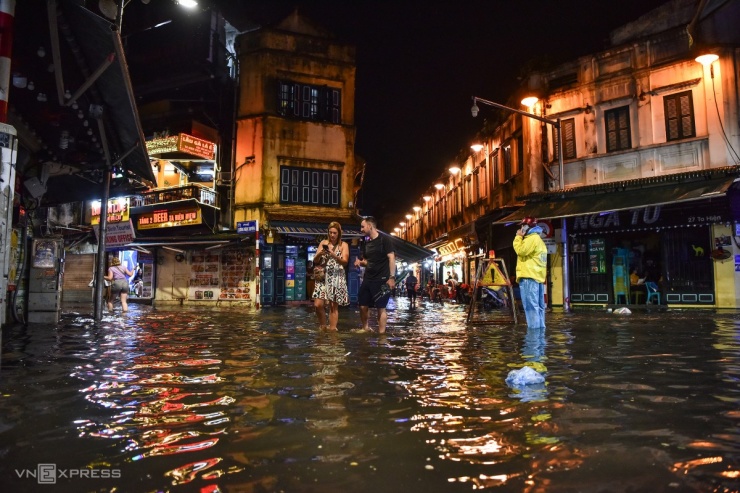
[513,217,548,329]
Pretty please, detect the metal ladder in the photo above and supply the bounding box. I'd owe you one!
[466,257,518,325]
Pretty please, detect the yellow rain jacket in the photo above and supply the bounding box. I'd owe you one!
[513,227,548,283]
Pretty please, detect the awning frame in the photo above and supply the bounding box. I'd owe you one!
[496,174,739,225]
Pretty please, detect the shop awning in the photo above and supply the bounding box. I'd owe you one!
[496,175,738,224]
[60,1,156,185]
[379,231,434,264]
[125,232,252,252]
[272,221,363,238]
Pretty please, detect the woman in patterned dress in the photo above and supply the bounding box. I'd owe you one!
[312,222,350,331]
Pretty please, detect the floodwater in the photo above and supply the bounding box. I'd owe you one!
[1,298,739,493]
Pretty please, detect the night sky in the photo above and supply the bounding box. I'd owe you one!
[193,1,670,227]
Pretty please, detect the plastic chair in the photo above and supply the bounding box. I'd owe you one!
[630,289,645,304]
[645,282,661,304]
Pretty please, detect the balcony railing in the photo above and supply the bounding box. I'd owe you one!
[132,184,219,208]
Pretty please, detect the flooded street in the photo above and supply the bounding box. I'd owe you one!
[1,298,739,492]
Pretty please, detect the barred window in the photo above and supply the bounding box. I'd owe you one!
[664,91,695,141]
[605,106,631,152]
[279,166,340,207]
[277,81,341,124]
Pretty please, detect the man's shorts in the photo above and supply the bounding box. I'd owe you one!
[358,279,390,308]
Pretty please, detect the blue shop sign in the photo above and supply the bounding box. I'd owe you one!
[237,220,258,234]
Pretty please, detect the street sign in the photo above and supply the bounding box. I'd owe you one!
[93,220,136,250]
[237,220,258,234]
[544,238,558,254]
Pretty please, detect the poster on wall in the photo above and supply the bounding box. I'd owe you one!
[32,239,57,268]
[188,246,256,303]
[588,238,606,274]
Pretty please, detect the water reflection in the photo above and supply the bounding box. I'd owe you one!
[0,304,738,492]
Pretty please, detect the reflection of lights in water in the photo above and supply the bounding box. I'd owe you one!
[672,455,723,475]
[131,437,219,460]
[448,473,514,489]
[164,457,239,486]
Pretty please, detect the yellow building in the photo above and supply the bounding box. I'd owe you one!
[232,11,364,304]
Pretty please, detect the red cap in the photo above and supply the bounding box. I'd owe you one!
[520,216,538,228]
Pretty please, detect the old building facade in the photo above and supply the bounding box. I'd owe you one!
[398,0,740,309]
[232,12,364,304]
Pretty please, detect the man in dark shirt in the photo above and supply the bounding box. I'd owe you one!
[406,272,418,307]
[354,216,396,333]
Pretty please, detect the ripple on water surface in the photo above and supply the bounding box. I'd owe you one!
[0,305,739,492]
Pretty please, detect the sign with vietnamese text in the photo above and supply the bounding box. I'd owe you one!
[437,238,465,257]
[91,198,130,225]
[138,208,202,229]
[237,220,258,234]
[588,238,606,274]
[179,134,216,160]
[146,133,216,160]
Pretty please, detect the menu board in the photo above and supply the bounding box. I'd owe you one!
[188,246,256,303]
[588,238,606,274]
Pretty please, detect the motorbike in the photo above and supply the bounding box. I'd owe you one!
[480,286,509,310]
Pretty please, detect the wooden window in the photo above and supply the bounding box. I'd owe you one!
[664,91,695,141]
[491,151,499,186]
[277,81,341,124]
[280,165,340,207]
[554,118,576,160]
[605,106,631,152]
[503,145,512,180]
[516,133,524,174]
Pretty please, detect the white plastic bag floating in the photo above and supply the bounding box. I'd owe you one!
[613,307,632,315]
[505,366,545,386]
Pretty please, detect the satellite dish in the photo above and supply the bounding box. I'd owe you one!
[98,0,118,21]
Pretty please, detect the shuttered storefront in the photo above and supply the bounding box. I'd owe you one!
[62,253,95,304]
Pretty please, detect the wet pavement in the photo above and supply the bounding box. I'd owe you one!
[0,297,739,492]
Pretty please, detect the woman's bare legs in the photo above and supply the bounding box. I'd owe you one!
[314,298,327,328]
[328,301,339,331]
[120,292,129,312]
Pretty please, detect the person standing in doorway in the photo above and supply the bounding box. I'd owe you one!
[406,271,418,307]
[354,216,396,333]
[513,216,548,329]
[312,222,350,331]
[105,257,134,312]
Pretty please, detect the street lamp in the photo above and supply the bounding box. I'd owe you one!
[471,95,571,312]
